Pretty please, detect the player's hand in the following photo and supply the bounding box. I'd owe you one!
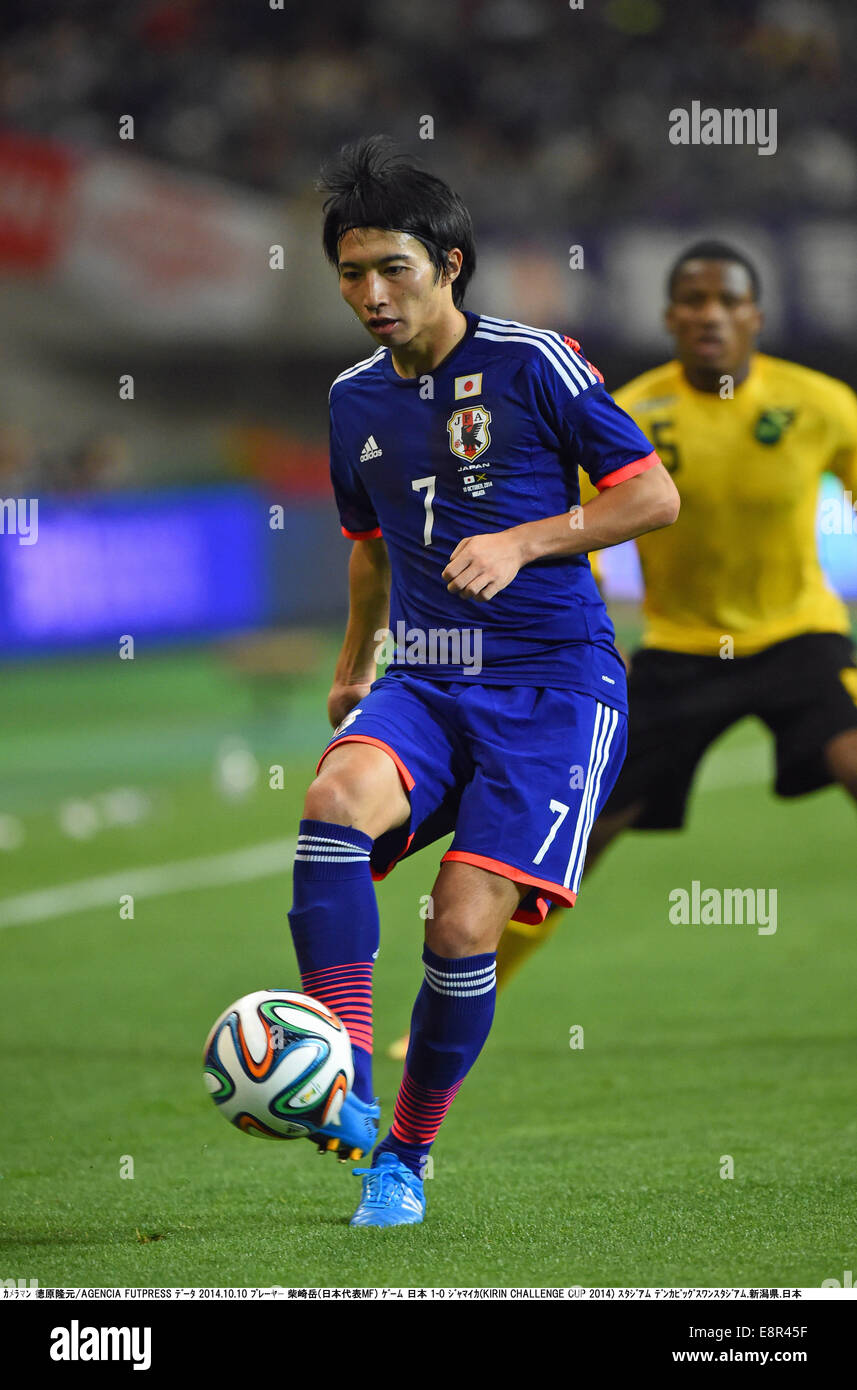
[327,682,374,731]
[442,531,524,602]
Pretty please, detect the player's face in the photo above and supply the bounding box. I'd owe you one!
[666,261,762,379]
[337,228,455,345]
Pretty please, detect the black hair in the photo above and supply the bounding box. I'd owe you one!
[667,240,761,301]
[318,135,476,308]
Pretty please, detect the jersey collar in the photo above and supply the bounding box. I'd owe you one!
[379,310,480,386]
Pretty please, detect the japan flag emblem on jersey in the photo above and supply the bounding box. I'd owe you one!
[454,373,483,399]
[447,405,492,461]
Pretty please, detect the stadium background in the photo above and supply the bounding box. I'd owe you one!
[1,0,855,1288]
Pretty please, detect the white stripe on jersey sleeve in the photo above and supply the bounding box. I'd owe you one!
[329,347,386,398]
[475,327,592,399]
[477,314,599,387]
[475,315,598,396]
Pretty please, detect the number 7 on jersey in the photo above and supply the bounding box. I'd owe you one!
[412,475,436,546]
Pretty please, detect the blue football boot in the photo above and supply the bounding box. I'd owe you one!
[309,1092,380,1162]
[349,1151,426,1226]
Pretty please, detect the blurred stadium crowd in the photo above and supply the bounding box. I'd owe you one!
[0,425,130,496]
[0,0,855,505]
[1,0,855,226]
[0,2,855,658]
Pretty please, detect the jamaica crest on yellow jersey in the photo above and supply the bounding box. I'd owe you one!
[753,407,797,444]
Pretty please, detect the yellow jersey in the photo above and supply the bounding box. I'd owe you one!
[609,354,857,655]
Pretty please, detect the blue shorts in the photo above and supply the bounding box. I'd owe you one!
[316,671,627,924]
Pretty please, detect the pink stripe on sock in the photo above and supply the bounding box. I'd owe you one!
[390,1068,463,1146]
[300,962,374,1054]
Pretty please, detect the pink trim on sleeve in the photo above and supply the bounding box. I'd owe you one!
[595,450,660,491]
[341,525,383,540]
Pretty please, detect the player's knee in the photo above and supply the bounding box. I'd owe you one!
[303,751,409,837]
[824,729,857,799]
[425,912,495,959]
[303,771,363,827]
[833,767,857,800]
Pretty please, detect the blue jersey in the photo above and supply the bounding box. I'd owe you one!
[328,311,659,712]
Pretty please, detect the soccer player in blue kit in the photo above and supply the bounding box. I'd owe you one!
[287,137,680,1227]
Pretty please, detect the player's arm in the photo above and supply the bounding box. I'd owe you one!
[527,460,679,553]
[328,537,390,728]
[577,469,630,668]
[444,466,676,601]
[826,382,857,517]
[327,402,390,725]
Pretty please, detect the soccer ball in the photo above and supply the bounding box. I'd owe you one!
[203,990,354,1139]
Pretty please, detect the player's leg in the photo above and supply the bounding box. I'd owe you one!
[388,651,740,1063]
[823,728,857,801]
[350,861,524,1226]
[356,686,633,1225]
[497,798,641,982]
[386,858,545,1062]
[303,740,410,837]
[388,651,723,1059]
[386,704,647,1062]
[419,656,738,1034]
[386,795,642,1060]
[289,672,462,1160]
[493,906,563,993]
[386,899,563,1060]
[500,790,642,978]
[288,741,410,1154]
[487,797,642,1000]
[754,634,857,807]
[479,792,640,989]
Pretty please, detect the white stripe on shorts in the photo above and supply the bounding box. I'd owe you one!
[563,702,619,891]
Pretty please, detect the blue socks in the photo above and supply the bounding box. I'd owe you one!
[289,825,500,1169]
[287,820,379,1103]
[375,945,497,1176]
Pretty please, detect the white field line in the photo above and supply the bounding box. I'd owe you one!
[0,747,770,931]
[0,838,297,930]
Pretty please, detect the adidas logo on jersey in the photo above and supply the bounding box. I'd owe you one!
[360,435,383,461]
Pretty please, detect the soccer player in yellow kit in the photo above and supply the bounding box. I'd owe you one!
[387,239,857,1055]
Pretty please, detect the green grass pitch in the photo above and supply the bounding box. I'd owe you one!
[0,629,855,1288]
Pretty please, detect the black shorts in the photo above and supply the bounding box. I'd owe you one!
[602,632,857,830]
